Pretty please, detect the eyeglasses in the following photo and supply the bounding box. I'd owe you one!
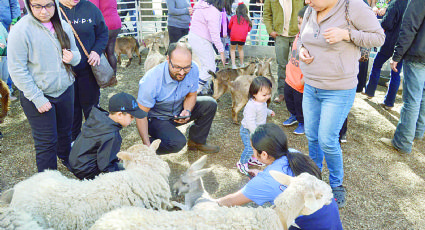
[30,3,55,12]
[169,59,192,73]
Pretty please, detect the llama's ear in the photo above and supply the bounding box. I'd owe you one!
[150,139,161,151]
[191,168,212,178]
[189,155,208,171]
[303,192,324,213]
[117,151,131,161]
[269,170,292,186]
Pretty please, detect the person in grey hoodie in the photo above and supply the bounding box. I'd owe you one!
[167,0,193,43]
[298,0,385,208]
[7,0,81,172]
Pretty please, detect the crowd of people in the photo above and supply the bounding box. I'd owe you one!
[1,0,425,228]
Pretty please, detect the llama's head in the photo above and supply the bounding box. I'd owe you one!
[270,171,333,229]
[117,140,169,174]
[172,155,212,196]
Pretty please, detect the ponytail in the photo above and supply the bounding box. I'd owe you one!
[251,123,322,180]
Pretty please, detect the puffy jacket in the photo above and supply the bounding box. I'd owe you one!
[379,0,408,57]
[89,0,122,30]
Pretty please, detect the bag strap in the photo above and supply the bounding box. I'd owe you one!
[345,0,350,30]
[59,7,90,59]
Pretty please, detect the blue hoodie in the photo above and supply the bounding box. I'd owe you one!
[0,0,21,29]
[7,0,81,109]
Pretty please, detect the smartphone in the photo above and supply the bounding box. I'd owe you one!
[173,115,190,120]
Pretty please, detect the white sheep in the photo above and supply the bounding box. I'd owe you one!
[90,171,333,230]
[1,140,172,230]
[144,41,166,73]
[0,207,52,230]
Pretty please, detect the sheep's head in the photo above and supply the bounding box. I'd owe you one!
[270,171,333,230]
[116,140,168,172]
[172,155,212,196]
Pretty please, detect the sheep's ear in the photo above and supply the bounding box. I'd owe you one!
[191,168,212,178]
[189,155,208,172]
[150,139,161,151]
[304,192,323,213]
[269,170,292,186]
[0,188,14,204]
[117,151,131,161]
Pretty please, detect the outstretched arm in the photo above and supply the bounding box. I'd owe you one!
[217,190,252,207]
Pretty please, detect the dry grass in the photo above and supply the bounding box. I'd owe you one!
[1,57,424,230]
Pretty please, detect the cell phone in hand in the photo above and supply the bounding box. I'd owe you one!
[173,115,190,120]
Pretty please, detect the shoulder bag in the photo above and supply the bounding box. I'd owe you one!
[59,7,117,88]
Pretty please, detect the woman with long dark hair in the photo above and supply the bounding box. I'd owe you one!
[217,123,343,229]
[8,0,81,172]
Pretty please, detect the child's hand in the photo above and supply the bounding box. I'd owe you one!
[271,111,275,117]
[248,169,262,177]
[62,49,73,64]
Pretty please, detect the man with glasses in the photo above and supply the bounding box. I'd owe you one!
[136,42,219,155]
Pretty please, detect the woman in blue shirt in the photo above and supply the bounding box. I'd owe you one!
[217,123,343,230]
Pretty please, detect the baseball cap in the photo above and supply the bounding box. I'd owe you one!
[109,93,147,119]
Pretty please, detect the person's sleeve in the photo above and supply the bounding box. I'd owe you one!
[90,5,109,55]
[228,16,234,30]
[97,134,121,173]
[167,0,189,15]
[349,1,385,48]
[190,62,199,92]
[241,173,276,206]
[207,10,224,53]
[63,23,81,66]
[262,0,273,35]
[243,102,257,133]
[380,0,397,32]
[137,73,157,108]
[267,108,273,116]
[393,0,424,62]
[10,0,21,20]
[7,28,48,109]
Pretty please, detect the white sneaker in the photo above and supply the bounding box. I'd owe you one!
[248,157,265,166]
[232,65,237,69]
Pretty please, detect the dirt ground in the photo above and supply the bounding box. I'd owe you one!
[1,55,424,230]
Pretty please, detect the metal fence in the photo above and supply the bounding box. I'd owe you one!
[117,0,273,46]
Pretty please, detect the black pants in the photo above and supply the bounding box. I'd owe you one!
[20,85,74,172]
[356,60,369,92]
[106,29,120,74]
[72,67,100,140]
[148,96,217,154]
[168,25,189,44]
[284,83,304,123]
[339,118,348,142]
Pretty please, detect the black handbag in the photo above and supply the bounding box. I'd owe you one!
[60,7,117,88]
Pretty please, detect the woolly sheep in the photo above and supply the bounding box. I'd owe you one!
[0,207,52,230]
[90,171,333,230]
[1,140,172,230]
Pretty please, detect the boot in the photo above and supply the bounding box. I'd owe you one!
[187,139,219,154]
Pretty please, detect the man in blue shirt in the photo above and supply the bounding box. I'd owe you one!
[136,42,219,154]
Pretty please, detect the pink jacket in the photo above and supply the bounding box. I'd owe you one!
[189,0,224,53]
[89,0,122,30]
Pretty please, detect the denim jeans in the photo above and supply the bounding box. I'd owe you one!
[392,60,425,153]
[275,36,294,95]
[250,13,261,46]
[240,126,253,164]
[20,85,74,172]
[303,84,356,187]
[365,52,403,107]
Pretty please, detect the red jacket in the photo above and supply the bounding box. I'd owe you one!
[89,0,122,30]
[228,15,251,42]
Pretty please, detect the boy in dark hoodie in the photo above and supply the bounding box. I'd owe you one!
[69,92,147,180]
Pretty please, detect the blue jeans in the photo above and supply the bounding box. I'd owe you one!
[303,84,356,188]
[250,13,261,46]
[365,52,403,107]
[392,60,425,153]
[240,126,253,164]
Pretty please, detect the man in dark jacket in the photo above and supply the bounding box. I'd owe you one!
[380,0,425,154]
[364,0,408,109]
[69,93,147,180]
